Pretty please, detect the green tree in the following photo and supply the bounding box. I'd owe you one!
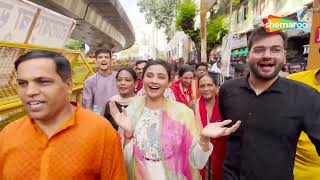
[232,0,241,6]
[137,0,180,37]
[175,0,200,59]
[65,39,85,53]
[206,0,240,55]
[175,0,196,31]
[207,15,228,54]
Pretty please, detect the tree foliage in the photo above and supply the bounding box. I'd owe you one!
[207,15,228,52]
[137,0,180,37]
[65,39,85,52]
[232,0,241,6]
[206,0,239,54]
[175,0,196,31]
[175,0,200,58]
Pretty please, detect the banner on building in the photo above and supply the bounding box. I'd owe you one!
[221,33,233,77]
[0,0,75,48]
[231,34,247,50]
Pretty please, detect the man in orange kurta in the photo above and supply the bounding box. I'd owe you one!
[0,50,127,179]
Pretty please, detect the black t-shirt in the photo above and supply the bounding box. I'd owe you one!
[219,77,320,180]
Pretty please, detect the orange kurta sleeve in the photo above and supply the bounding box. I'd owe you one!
[0,128,4,177]
[101,126,127,180]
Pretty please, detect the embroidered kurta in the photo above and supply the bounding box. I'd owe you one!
[83,71,118,114]
[124,96,213,180]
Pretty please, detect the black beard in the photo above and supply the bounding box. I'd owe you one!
[249,63,284,80]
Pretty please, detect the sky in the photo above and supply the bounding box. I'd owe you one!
[119,0,167,51]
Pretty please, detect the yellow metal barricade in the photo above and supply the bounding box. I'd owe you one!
[0,41,95,130]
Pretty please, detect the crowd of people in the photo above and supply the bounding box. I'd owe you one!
[0,27,319,180]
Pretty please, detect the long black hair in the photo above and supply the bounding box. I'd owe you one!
[116,68,138,82]
[178,65,194,77]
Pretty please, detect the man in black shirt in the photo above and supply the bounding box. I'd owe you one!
[219,27,320,180]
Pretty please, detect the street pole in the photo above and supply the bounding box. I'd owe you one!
[200,2,207,62]
[200,0,217,62]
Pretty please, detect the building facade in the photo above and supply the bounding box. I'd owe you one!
[229,0,313,64]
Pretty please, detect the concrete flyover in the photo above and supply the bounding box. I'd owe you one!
[28,0,135,52]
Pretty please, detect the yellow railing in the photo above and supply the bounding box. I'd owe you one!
[0,41,95,130]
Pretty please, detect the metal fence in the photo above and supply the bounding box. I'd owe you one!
[0,41,95,130]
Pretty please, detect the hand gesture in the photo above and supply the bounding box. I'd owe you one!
[109,101,132,132]
[201,120,241,138]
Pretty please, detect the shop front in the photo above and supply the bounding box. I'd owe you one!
[231,33,248,63]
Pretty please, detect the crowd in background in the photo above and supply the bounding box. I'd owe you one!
[1,27,319,180]
[79,27,320,180]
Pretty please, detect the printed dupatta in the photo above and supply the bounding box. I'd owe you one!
[194,96,226,180]
[126,96,203,180]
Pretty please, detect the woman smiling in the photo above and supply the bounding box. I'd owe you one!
[104,68,137,130]
[193,72,226,180]
[170,65,195,106]
[110,60,240,180]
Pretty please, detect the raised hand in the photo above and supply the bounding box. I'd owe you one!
[201,120,241,138]
[109,101,132,132]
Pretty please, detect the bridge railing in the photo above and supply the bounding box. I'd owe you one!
[0,41,95,130]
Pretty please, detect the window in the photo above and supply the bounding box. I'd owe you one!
[244,6,248,20]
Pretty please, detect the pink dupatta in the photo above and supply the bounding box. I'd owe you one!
[126,96,203,180]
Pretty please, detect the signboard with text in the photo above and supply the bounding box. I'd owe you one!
[0,0,75,48]
[231,34,247,50]
[0,0,37,43]
[29,8,75,48]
